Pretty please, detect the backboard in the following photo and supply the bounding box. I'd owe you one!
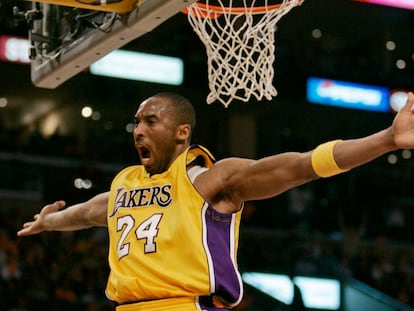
[25,0,196,88]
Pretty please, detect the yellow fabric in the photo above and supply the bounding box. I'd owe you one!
[311,140,349,177]
[115,297,201,311]
[105,145,242,307]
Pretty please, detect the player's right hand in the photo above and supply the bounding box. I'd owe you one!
[17,200,66,236]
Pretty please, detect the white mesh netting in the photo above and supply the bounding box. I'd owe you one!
[186,0,303,107]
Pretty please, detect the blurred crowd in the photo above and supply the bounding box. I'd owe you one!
[0,205,412,311]
[0,212,111,311]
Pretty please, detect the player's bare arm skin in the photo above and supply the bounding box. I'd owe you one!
[195,152,317,214]
[17,192,109,236]
[197,93,414,214]
[202,130,397,213]
[196,120,406,214]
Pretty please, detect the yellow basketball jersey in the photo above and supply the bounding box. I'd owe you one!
[105,145,243,310]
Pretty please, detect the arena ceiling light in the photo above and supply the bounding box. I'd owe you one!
[0,35,31,64]
[90,49,184,85]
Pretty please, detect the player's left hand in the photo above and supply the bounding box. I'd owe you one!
[392,92,414,149]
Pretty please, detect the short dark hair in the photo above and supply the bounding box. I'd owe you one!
[153,92,196,131]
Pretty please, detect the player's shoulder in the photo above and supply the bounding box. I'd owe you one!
[113,165,146,181]
[213,157,254,169]
[194,157,251,189]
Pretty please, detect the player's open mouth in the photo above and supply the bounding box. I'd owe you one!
[137,145,151,165]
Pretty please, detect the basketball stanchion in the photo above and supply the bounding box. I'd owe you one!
[184,0,304,107]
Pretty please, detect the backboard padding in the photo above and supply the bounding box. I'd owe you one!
[30,0,196,88]
[26,0,138,14]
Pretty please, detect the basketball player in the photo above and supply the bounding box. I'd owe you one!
[18,92,414,310]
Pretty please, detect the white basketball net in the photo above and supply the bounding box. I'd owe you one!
[186,0,303,107]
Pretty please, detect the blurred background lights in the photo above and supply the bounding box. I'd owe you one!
[311,28,322,39]
[125,123,135,133]
[42,113,61,138]
[74,178,92,189]
[91,111,101,120]
[395,59,406,69]
[81,106,93,118]
[387,154,398,164]
[0,97,7,107]
[385,40,396,51]
[402,149,412,159]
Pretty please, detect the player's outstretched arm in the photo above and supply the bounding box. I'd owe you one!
[200,93,414,211]
[17,192,109,236]
[332,92,414,169]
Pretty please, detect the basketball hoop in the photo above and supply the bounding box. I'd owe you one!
[184,0,304,107]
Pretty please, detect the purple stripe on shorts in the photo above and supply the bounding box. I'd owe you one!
[202,205,242,306]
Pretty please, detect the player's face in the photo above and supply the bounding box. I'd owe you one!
[133,97,179,175]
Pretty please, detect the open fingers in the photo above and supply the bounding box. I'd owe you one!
[42,200,66,214]
[17,200,65,237]
[17,222,34,236]
[399,92,414,113]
